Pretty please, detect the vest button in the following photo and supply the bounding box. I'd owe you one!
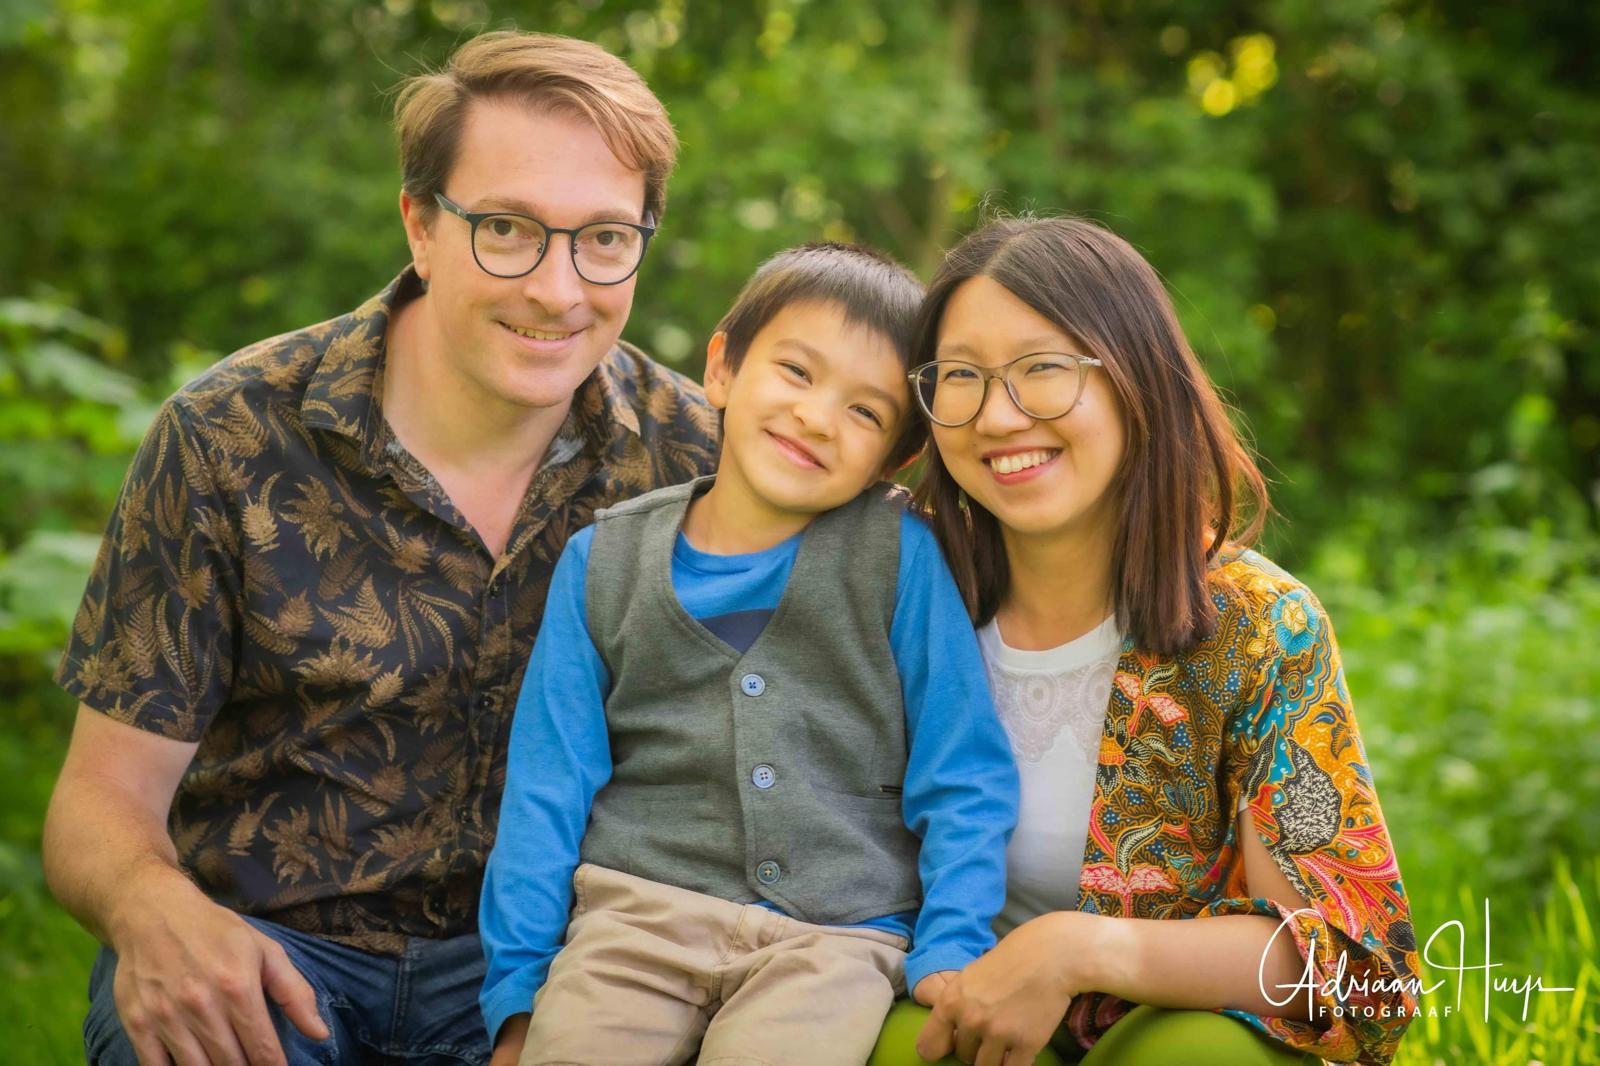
[751,764,776,790]
[756,860,781,885]
[740,673,766,697]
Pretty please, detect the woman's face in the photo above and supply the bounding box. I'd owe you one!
[930,274,1126,543]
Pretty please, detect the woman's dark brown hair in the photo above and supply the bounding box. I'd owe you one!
[912,216,1269,656]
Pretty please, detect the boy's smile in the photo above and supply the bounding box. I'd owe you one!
[689,300,910,552]
[765,429,826,470]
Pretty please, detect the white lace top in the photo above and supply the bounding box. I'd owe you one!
[979,613,1122,938]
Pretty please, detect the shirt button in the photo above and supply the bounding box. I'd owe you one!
[751,764,776,790]
[476,693,493,711]
[740,673,766,697]
[756,860,781,885]
[488,578,503,598]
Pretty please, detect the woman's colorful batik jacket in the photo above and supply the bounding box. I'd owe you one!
[1064,547,1419,1065]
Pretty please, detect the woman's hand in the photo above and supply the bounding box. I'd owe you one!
[915,912,1105,1065]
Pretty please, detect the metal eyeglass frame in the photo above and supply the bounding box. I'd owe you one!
[433,192,656,285]
[907,352,1105,427]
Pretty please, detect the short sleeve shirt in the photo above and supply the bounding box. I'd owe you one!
[55,268,720,953]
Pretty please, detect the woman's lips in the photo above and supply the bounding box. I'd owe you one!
[984,448,1061,484]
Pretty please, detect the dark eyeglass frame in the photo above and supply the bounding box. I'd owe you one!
[433,192,656,285]
[907,352,1105,427]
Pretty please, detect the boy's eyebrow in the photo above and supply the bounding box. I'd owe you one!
[470,195,645,226]
[859,384,906,417]
[773,337,824,361]
[774,337,905,416]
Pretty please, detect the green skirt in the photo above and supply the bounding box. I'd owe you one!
[868,1001,1319,1065]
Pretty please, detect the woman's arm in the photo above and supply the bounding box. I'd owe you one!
[1090,804,1315,1018]
[920,579,1419,1066]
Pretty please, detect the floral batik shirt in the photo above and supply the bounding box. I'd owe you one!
[1065,548,1420,1065]
[56,268,720,953]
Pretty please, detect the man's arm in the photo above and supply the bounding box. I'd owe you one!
[44,705,326,1066]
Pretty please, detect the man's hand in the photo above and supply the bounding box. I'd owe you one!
[488,1012,530,1066]
[106,872,327,1066]
[43,708,329,1065]
[914,912,1095,1066]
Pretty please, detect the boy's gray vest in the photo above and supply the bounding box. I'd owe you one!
[579,477,922,924]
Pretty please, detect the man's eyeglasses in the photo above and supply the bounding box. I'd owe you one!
[433,192,655,285]
[908,352,1104,427]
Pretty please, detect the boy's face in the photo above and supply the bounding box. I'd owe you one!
[704,300,909,523]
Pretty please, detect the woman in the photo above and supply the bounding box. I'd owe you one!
[871,217,1418,1065]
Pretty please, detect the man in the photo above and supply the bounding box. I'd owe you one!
[44,31,717,1066]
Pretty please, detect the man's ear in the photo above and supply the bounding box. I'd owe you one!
[400,190,433,282]
[703,331,733,410]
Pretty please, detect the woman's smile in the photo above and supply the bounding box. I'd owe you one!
[983,447,1062,481]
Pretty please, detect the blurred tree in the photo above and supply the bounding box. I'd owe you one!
[1,0,1596,585]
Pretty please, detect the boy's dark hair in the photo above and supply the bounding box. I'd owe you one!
[715,242,927,470]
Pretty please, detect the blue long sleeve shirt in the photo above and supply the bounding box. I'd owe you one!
[479,509,1018,1039]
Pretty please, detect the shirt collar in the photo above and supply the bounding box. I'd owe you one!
[299,268,418,446]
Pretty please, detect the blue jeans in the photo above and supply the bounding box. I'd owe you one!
[84,915,491,1065]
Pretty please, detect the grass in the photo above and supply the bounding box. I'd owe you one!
[1394,857,1600,1065]
[0,676,98,1064]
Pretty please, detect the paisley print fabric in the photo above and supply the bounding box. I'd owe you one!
[56,268,720,953]
[1063,547,1418,1065]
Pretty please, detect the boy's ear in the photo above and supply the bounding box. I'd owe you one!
[879,440,924,480]
[703,331,732,410]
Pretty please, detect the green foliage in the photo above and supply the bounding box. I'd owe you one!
[4,1,1596,537]
[0,296,152,1063]
[1315,526,1600,902]
[0,296,155,662]
[0,0,1594,1060]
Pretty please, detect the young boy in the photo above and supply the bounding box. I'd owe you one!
[480,244,1019,1066]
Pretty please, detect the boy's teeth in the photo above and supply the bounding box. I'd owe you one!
[988,450,1057,475]
[506,324,572,340]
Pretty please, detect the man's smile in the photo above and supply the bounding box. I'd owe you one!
[501,321,580,341]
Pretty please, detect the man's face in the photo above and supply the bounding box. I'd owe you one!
[403,98,647,413]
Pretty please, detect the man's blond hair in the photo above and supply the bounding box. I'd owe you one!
[394,31,678,222]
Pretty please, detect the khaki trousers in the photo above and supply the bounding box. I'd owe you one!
[521,864,909,1066]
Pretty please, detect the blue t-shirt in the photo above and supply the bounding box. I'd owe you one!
[479,507,1019,1039]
